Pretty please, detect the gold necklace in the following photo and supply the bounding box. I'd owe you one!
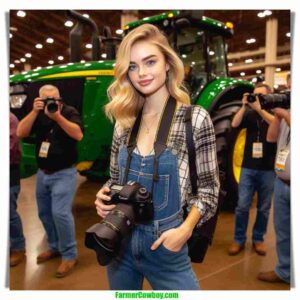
[142,113,159,134]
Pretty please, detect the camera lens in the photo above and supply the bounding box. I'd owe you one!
[46,100,58,113]
[247,94,257,103]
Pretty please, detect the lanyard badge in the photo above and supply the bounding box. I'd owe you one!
[39,141,51,158]
[275,148,289,172]
[252,142,263,158]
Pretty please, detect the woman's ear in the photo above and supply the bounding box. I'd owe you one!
[166,63,170,72]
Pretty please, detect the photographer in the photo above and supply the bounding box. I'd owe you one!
[17,84,83,278]
[228,83,276,256]
[94,24,219,290]
[258,103,290,283]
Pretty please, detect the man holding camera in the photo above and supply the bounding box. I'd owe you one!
[17,84,83,278]
[257,86,291,284]
[228,83,276,256]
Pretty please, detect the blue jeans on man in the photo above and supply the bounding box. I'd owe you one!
[273,177,290,283]
[234,168,275,245]
[10,185,25,251]
[36,167,77,260]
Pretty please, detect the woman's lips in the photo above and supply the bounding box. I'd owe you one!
[138,79,153,86]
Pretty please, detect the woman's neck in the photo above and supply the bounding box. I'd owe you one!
[143,85,170,115]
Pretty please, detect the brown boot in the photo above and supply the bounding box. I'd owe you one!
[37,250,61,264]
[253,242,267,256]
[10,250,25,267]
[257,270,287,283]
[228,242,245,256]
[55,259,78,278]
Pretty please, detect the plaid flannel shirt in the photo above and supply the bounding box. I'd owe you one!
[105,105,220,226]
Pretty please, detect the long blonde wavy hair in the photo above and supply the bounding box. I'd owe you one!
[105,23,190,129]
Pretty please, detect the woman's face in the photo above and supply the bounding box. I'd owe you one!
[127,40,169,96]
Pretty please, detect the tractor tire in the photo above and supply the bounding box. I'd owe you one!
[211,101,245,210]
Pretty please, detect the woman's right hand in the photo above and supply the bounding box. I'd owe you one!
[95,185,116,219]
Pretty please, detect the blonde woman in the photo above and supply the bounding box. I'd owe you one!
[95,24,219,290]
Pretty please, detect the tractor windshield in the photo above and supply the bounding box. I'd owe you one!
[164,26,228,101]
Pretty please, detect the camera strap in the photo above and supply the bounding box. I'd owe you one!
[123,96,177,193]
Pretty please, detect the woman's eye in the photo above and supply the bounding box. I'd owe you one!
[146,60,156,66]
[128,65,137,71]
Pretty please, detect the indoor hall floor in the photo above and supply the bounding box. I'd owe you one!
[9,174,290,291]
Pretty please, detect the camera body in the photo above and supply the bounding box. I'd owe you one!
[43,96,61,113]
[85,181,153,266]
[107,181,153,223]
[247,92,290,110]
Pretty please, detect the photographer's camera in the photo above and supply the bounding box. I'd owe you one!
[247,92,290,110]
[43,97,61,113]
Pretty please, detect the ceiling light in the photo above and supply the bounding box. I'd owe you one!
[101,53,107,58]
[25,53,32,58]
[10,33,13,38]
[116,29,123,35]
[58,56,64,61]
[209,51,215,56]
[85,43,92,49]
[276,67,281,72]
[46,37,54,43]
[80,60,86,63]
[10,26,18,32]
[83,14,89,18]
[17,11,26,18]
[245,59,253,63]
[10,64,15,68]
[256,70,262,74]
[240,72,245,76]
[48,60,54,65]
[181,54,187,58]
[35,43,43,49]
[20,58,26,63]
[257,12,265,18]
[286,32,291,37]
[14,60,20,64]
[264,10,272,16]
[252,77,258,83]
[246,38,256,44]
[64,20,74,27]
[228,62,233,67]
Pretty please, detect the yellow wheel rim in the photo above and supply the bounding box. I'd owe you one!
[233,129,246,184]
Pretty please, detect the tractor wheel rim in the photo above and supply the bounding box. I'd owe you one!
[233,128,246,183]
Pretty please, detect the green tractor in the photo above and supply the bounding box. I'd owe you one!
[10,10,253,209]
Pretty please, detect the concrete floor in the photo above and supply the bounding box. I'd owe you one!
[9,174,290,290]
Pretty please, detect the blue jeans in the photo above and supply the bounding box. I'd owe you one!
[10,185,25,251]
[234,168,275,245]
[36,168,77,260]
[274,177,290,283]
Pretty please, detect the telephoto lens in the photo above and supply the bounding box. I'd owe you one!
[247,94,258,103]
[85,203,135,266]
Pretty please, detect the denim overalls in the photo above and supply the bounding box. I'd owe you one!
[106,145,200,290]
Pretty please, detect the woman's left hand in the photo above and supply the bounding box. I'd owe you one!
[151,224,192,252]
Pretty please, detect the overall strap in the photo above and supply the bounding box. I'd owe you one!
[184,106,198,196]
[153,97,177,181]
[122,111,142,185]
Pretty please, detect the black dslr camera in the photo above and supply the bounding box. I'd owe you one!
[247,92,290,110]
[43,97,62,113]
[85,181,153,266]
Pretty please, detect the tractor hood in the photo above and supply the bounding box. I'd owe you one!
[10,60,116,83]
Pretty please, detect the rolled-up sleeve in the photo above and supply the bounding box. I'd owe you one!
[189,107,220,226]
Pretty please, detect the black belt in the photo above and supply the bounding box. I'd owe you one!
[279,178,290,186]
